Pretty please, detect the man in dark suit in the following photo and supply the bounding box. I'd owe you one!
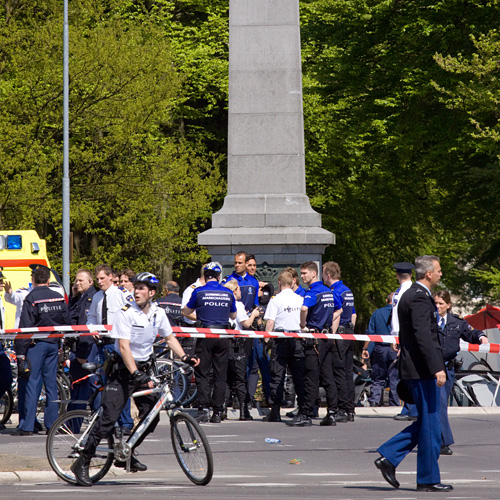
[374,255,453,493]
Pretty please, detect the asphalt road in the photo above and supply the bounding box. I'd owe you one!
[1,409,500,499]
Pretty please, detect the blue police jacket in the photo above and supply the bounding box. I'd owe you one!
[366,304,392,337]
[330,280,356,325]
[303,281,342,330]
[156,293,183,326]
[440,313,485,361]
[186,281,236,327]
[295,285,306,297]
[224,272,259,312]
[15,285,70,356]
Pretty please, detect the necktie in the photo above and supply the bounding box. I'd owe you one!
[439,317,445,330]
[101,292,108,325]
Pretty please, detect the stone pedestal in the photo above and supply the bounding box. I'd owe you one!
[198,0,335,272]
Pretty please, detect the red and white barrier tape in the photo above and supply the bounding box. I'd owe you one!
[0,324,498,354]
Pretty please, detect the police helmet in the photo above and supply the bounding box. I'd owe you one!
[133,272,160,291]
[203,262,222,281]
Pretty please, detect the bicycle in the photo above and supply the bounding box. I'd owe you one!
[46,359,213,486]
[154,342,197,407]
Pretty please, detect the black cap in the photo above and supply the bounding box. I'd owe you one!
[393,262,415,274]
[29,263,51,276]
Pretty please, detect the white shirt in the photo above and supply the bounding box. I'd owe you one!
[87,285,134,326]
[112,302,173,362]
[264,288,303,331]
[181,279,203,325]
[230,301,250,330]
[4,287,30,328]
[390,279,412,335]
[0,294,5,330]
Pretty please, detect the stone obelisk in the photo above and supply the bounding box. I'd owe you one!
[198,0,334,278]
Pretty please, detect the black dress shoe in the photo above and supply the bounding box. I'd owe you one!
[393,414,417,421]
[319,413,336,426]
[114,456,147,472]
[416,483,453,492]
[374,456,399,489]
[286,415,312,427]
[10,429,33,436]
[440,445,453,455]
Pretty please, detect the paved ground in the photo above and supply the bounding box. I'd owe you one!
[1,407,500,499]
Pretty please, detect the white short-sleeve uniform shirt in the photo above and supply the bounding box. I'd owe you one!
[264,288,303,332]
[112,302,173,362]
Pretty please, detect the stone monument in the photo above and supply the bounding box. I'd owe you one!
[198,0,335,281]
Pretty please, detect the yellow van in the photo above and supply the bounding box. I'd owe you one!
[0,230,56,329]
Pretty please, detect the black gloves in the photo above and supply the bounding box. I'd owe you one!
[181,354,199,367]
[18,357,31,379]
[132,369,151,387]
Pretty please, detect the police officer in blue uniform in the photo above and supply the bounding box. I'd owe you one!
[289,261,342,427]
[323,261,357,422]
[12,265,70,435]
[434,290,487,455]
[362,293,400,407]
[183,263,237,423]
[375,256,452,493]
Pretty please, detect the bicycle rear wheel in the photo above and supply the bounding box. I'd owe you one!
[156,359,189,404]
[0,389,13,425]
[46,409,114,485]
[170,412,213,485]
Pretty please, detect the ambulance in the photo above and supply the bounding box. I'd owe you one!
[0,230,65,329]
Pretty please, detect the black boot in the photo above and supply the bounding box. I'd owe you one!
[239,403,253,421]
[263,406,282,422]
[71,453,93,487]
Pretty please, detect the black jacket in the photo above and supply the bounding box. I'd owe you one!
[15,285,70,356]
[69,286,97,359]
[440,313,485,362]
[398,282,445,380]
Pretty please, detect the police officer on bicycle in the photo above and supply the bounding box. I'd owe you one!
[71,272,199,487]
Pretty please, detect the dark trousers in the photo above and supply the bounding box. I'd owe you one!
[369,344,400,406]
[195,338,229,412]
[440,364,455,446]
[331,340,350,411]
[227,339,252,404]
[269,339,305,409]
[21,342,59,432]
[378,378,442,485]
[84,371,159,458]
[303,340,338,416]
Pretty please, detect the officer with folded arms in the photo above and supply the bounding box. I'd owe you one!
[71,272,199,487]
[182,263,237,423]
[289,262,342,427]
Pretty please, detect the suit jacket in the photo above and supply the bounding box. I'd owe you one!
[398,282,445,380]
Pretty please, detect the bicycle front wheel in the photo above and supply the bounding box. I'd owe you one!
[46,409,114,485]
[170,412,213,485]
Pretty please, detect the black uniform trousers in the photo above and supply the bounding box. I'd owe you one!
[332,339,355,412]
[83,370,159,458]
[195,338,229,412]
[269,339,305,409]
[303,339,338,417]
[227,338,253,404]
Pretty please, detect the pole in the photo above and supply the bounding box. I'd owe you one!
[62,0,70,294]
